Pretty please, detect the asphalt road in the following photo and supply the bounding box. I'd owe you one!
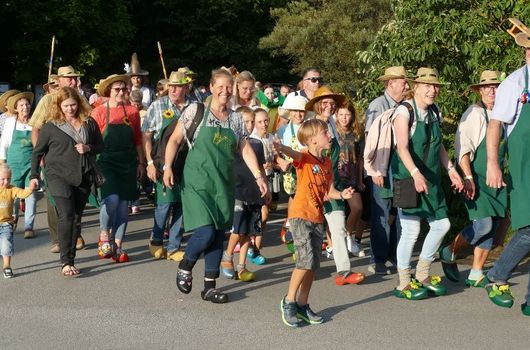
[1,194,528,349]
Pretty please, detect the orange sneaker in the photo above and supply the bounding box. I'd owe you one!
[335,272,365,286]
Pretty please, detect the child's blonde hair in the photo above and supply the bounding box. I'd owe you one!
[0,163,12,175]
[297,119,328,146]
[236,106,255,121]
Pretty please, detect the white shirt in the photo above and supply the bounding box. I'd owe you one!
[0,117,32,160]
[394,99,442,137]
[491,64,529,136]
[455,104,490,163]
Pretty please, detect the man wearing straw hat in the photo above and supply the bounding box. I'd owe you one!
[439,71,506,288]
[127,53,153,109]
[483,20,530,315]
[29,65,85,253]
[364,66,409,275]
[142,71,192,261]
[0,90,20,138]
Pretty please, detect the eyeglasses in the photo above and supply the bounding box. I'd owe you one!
[304,77,324,84]
[481,86,498,92]
[112,87,128,93]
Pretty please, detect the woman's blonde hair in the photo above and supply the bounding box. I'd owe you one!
[297,119,328,146]
[49,87,92,124]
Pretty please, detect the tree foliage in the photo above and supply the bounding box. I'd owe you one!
[259,0,392,96]
[0,0,134,87]
[357,0,530,138]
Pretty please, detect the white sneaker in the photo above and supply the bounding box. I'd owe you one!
[325,246,333,259]
[350,240,365,257]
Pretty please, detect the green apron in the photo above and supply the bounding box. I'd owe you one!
[181,107,237,231]
[155,106,182,204]
[507,66,530,230]
[323,135,345,213]
[463,103,507,220]
[97,103,138,201]
[7,119,33,187]
[391,100,448,219]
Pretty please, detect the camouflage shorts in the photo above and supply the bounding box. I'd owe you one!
[288,218,324,270]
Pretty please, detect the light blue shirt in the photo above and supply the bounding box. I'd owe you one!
[491,64,529,136]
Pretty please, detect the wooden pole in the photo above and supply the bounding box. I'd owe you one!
[157,41,168,80]
[48,35,56,82]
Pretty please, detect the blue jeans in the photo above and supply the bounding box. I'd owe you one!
[487,225,530,303]
[461,217,499,250]
[151,202,183,253]
[99,194,129,241]
[13,192,36,230]
[397,210,450,270]
[181,225,224,279]
[368,178,401,264]
[0,223,14,256]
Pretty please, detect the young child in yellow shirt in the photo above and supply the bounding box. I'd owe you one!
[0,164,36,278]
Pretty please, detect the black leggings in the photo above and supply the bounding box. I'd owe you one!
[54,185,91,266]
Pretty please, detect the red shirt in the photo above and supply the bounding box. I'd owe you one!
[91,104,142,145]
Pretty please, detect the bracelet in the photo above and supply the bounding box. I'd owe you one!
[339,192,344,200]
[464,175,473,180]
[253,169,262,179]
[147,160,154,166]
[255,175,264,182]
[448,165,455,173]
[410,168,419,176]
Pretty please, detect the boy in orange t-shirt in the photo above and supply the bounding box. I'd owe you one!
[273,119,355,327]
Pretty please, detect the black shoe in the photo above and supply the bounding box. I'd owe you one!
[201,288,228,303]
[176,270,192,294]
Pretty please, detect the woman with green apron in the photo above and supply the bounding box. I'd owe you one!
[440,71,506,288]
[0,92,36,238]
[163,68,268,303]
[91,74,145,263]
[391,68,463,300]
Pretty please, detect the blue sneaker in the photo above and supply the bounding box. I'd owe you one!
[247,248,267,265]
[280,296,301,328]
[296,304,323,325]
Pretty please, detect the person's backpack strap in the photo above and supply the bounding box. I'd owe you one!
[400,101,415,130]
[429,104,441,125]
[184,102,205,149]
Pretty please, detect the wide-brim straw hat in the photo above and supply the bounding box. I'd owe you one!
[7,92,34,114]
[177,67,198,79]
[167,71,193,86]
[410,67,450,85]
[378,66,409,81]
[470,70,502,91]
[515,32,530,48]
[305,86,346,111]
[279,94,307,114]
[0,89,21,113]
[57,65,82,77]
[97,74,130,97]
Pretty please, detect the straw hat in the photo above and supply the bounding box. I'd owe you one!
[7,92,34,114]
[279,94,307,114]
[43,74,59,94]
[0,89,21,113]
[57,65,82,77]
[177,67,198,79]
[377,66,409,81]
[167,71,193,86]
[97,74,130,97]
[411,67,450,85]
[507,18,530,48]
[129,53,149,76]
[305,86,346,111]
[470,70,502,91]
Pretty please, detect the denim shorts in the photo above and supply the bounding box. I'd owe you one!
[289,218,324,270]
[0,223,14,257]
[232,200,262,236]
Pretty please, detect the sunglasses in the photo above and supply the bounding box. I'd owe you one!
[112,87,128,93]
[304,77,324,83]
